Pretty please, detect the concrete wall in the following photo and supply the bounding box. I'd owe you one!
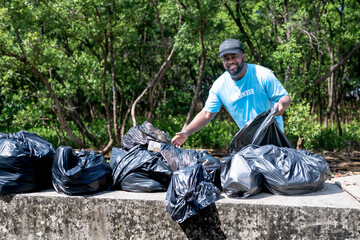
[0,182,359,240]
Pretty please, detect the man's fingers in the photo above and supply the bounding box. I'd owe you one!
[171,137,182,147]
[274,102,285,116]
[172,131,188,147]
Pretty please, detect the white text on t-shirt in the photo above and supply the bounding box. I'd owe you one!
[239,89,254,99]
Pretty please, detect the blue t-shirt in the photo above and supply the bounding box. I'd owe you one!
[203,63,288,131]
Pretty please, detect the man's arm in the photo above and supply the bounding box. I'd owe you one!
[274,95,291,116]
[171,110,217,147]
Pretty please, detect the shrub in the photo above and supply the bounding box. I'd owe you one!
[153,115,238,150]
[312,121,360,151]
[284,100,321,150]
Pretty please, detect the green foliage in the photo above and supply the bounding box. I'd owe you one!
[285,99,322,149]
[153,116,238,150]
[285,100,360,151]
[184,119,238,150]
[0,0,359,152]
[312,121,360,151]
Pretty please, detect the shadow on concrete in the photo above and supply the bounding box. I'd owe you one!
[276,182,344,197]
[0,193,16,203]
[179,203,227,240]
[230,182,344,199]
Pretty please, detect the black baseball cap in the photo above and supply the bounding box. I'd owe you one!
[219,39,244,57]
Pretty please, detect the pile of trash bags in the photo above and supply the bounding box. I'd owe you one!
[0,108,332,224]
[221,108,331,198]
[109,121,222,223]
[224,144,331,196]
[0,131,112,196]
[110,121,173,192]
[110,113,331,223]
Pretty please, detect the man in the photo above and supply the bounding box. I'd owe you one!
[172,39,291,147]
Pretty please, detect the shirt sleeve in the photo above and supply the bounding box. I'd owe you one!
[203,85,223,113]
[265,71,289,102]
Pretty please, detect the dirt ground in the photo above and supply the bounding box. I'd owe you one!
[320,150,360,177]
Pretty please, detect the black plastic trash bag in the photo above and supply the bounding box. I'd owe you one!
[165,163,221,223]
[160,144,221,171]
[52,146,111,195]
[160,144,222,189]
[110,146,172,192]
[220,152,263,198]
[121,121,171,151]
[229,108,294,154]
[0,130,55,194]
[160,144,197,171]
[240,144,332,195]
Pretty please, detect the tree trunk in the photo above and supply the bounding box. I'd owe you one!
[101,82,114,154]
[147,0,169,123]
[313,41,360,85]
[184,10,206,127]
[324,72,334,127]
[147,76,163,123]
[29,66,83,147]
[131,60,172,126]
[100,36,114,154]
[110,34,121,146]
[224,1,262,64]
[2,28,84,148]
[284,0,291,83]
[67,99,100,147]
[51,68,99,147]
[296,136,304,149]
[131,11,182,126]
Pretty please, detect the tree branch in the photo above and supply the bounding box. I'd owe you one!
[130,8,182,126]
[224,1,262,64]
[313,41,360,84]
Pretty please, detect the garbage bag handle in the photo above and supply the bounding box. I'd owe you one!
[271,107,278,116]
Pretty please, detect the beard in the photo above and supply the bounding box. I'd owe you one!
[226,60,245,79]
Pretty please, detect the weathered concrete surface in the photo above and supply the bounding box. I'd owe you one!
[331,175,360,202]
[0,179,359,240]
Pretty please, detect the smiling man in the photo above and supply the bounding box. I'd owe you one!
[172,39,291,147]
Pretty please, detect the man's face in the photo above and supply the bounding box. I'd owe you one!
[222,51,246,77]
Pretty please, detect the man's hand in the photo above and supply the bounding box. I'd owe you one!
[171,110,217,147]
[274,101,285,116]
[274,95,291,116]
[171,132,188,148]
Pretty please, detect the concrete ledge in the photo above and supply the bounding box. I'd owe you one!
[1,179,360,240]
